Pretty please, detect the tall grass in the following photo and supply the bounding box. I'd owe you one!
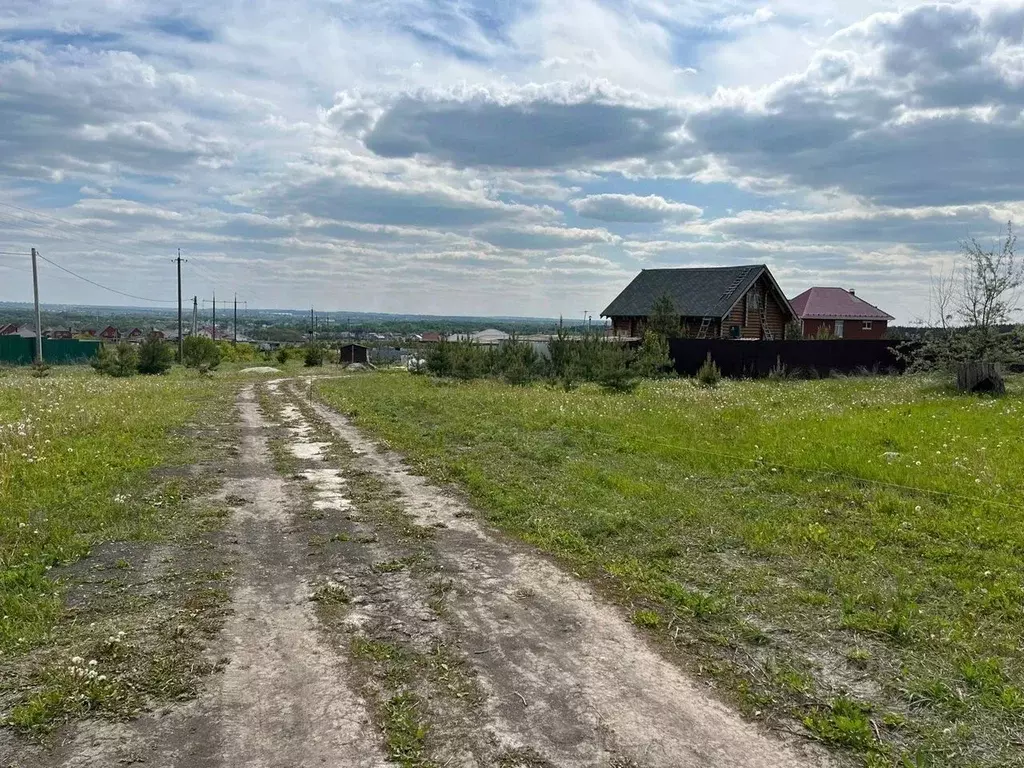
[316,373,1024,766]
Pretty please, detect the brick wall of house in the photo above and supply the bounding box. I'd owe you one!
[802,318,888,339]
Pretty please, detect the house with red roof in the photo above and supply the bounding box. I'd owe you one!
[789,288,894,339]
[0,323,37,338]
[99,326,120,342]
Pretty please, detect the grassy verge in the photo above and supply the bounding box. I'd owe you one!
[0,366,236,735]
[316,372,1024,767]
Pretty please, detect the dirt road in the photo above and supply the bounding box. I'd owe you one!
[5,380,826,768]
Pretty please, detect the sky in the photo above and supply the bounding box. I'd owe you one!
[2,1,1024,324]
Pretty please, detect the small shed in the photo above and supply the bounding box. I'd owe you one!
[339,343,370,365]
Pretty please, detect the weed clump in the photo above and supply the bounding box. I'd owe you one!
[696,354,721,388]
[632,609,661,628]
[311,579,350,604]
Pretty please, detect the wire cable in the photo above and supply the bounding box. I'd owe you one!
[35,252,176,304]
[0,203,168,254]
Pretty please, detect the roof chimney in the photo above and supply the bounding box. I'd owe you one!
[848,289,856,295]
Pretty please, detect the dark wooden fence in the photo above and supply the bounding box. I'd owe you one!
[667,339,907,378]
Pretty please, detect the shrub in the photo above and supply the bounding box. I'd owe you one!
[275,347,289,365]
[182,336,221,370]
[549,327,628,389]
[696,354,721,388]
[137,334,174,375]
[304,343,326,367]
[648,295,681,339]
[547,323,584,390]
[92,343,139,377]
[426,338,491,380]
[217,341,262,363]
[634,329,673,378]
[596,343,637,393]
[425,338,454,376]
[494,335,540,385]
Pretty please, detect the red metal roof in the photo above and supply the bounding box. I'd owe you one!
[789,287,894,321]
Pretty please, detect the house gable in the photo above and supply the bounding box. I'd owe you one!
[604,264,795,339]
[601,265,767,320]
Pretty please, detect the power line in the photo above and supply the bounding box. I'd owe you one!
[0,207,123,250]
[34,251,176,304]
[0,202,268,310]
[0,202,170,255]
[0,210,79,244]
[0,200,151,249]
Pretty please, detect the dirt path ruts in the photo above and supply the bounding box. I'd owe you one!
[8,379,825,768]
[6,385,387,768]
[187,386,386,768]
[298,382,828,768]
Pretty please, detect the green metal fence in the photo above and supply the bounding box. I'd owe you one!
[0,336,102,365]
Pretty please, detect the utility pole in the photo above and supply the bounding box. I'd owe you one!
[174,249,186,362]
[191,296,198,337]
[310,307,315,343]
[233,293,238,344]
[212,292,217,341]
[31,248,42,364]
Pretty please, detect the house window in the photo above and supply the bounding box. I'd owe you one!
[862,320,873,331]
[834,320,845,338]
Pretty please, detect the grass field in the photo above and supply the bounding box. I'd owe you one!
[0,366,235,733]
[316,372,1024,767]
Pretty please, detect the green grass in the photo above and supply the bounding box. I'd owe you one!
[316,372,1024,766]
[0,368,226,652]
[0,366,235,733]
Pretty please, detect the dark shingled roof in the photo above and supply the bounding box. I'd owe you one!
[602,265,769,318]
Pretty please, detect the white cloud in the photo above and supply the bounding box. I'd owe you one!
[684,4,1024,206]
[1,0,1023,322]
[716,7,775,31]
[545,253,617,267]
[572,193,703,222]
